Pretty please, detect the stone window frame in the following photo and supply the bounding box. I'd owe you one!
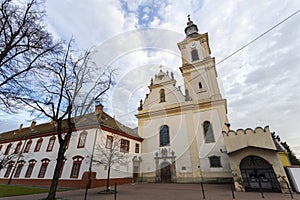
[105,135,113,149]
[209,155,222,168]
[203,121,215,143]
[191,49,199,61]
[159,125,170,147]
[77,131,87,148]
[24,140,32,153]
[70,156,84,178]
[159,89,166,103]
[38,158,50,178]
[34,138,43,152]
[4,161,14,177]
[120,139,130,153]
[135,143,140,153]
[14,160,25,178]
[46,136,56,152]
[4,143,12,155]
[25,159,37,178]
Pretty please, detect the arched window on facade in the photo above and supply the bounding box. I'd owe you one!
[70,156,84,178]
[4,161,14,177]
[77,131,87,148]
[46,136,56,152]
[191,49,199,61]
[203,121,215,143]
[38,158,50,178]
[4,143,12,155]
[34,138,43,152]
[24,140,32,153]
[25,159,37,178]
[14,160,25,177]
[159,89,166,103]
[14,141,22,154]
[160,125,170,147]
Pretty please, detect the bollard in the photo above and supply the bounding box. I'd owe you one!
[258,178,264,199]
[286,181,294,199]
[114,183,117,200]
[201,182,205,199]
[230,182,235,199]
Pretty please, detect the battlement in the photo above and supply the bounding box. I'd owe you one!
[222,125,277,154]
[222,126,270,136]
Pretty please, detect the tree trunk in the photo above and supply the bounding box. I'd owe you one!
[106,166,111,192]
[45,144,65,200]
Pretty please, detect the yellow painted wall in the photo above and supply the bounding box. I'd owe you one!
[278,151,291,167]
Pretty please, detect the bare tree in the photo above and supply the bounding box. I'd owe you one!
[17,40,114,200]
[93,133,129,192]
[0,0,60,112]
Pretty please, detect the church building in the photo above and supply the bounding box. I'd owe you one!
[135,16,290,193]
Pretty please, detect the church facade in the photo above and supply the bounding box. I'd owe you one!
[135,17,290,193]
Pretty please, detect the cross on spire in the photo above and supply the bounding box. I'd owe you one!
[159,64,164,71]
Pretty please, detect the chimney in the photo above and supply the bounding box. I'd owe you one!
[30,121,37,128]
[18,124,23,131]
[95,103,103,120]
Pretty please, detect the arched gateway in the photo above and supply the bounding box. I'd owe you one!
[240,156,280,192]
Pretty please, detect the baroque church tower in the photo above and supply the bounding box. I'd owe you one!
[136,16,231,183]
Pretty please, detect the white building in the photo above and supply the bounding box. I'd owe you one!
[0,104,142,188]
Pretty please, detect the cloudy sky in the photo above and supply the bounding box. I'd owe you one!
[1,0,300,156]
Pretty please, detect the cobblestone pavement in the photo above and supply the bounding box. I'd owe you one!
[0,183,299,200]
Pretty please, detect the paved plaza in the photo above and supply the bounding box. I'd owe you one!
[0,183,299,200]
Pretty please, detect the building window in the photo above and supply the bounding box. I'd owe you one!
[160,125,170,147]
[135,143,140,153]
[159,89,166,102]
[77,131,87,148]
[38,158,50,178]
[106,135,113,149]
[70,156,84,178]
[191,49,199,61]
[24,140,32,153]
[199,82,202,89]
[34,138,43,152]
[209,156,222,167]
[46,136,56,152]
[14,160,25,177]
[4,161,14,177]
[203,121,215,143]
[120,139,130,153]
[4,143,12,155]
[25,159,37,178]
[14,141,22,154]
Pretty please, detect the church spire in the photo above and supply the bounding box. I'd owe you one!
[184,14,199,37]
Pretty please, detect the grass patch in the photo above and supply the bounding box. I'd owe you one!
[0,184,60,197]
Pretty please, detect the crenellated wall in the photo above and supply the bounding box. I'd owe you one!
[222,126,276,154]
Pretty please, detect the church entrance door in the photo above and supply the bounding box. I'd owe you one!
[160,162,172,183]
[240,156,280,192]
